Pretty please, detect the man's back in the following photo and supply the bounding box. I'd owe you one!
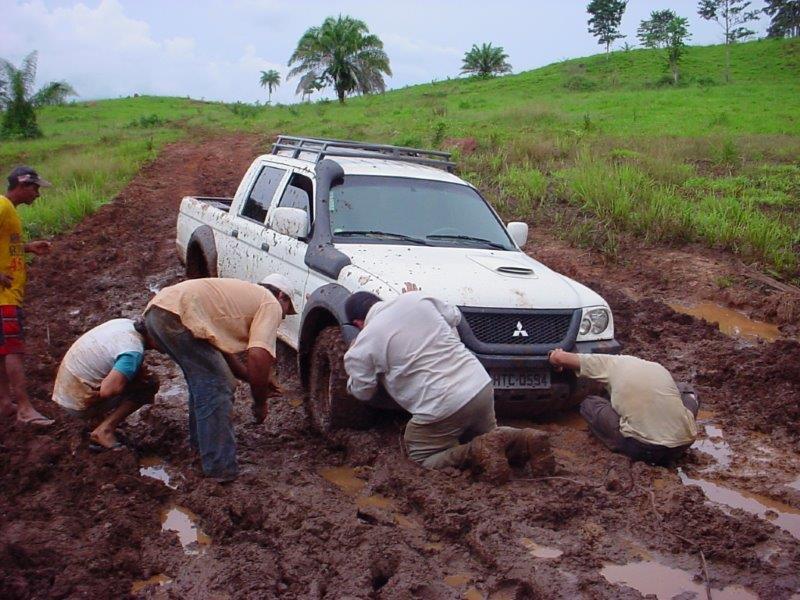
[345,292,490,423]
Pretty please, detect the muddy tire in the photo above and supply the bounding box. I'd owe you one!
[186,246,211,279]
[307,326,376,433]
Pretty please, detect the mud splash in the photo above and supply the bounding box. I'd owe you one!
[679,469,800,540]
[601,560,757,599]
[161,506,212,554]
[669,302,781,342]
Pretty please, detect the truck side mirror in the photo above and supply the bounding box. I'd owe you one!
[270,207,309,239]
[507,222,529,247]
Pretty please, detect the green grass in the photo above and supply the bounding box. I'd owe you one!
[1,38,798,278]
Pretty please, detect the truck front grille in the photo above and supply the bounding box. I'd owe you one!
[461,310,574,346]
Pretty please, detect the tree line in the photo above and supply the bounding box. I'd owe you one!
[587,0,798,84]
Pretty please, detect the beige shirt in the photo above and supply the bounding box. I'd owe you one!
[579,354,697,447]
[147,278,282,356]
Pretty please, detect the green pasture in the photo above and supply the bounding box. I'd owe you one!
[2,38,798,278]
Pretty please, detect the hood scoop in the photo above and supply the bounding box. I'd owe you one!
[497,266,534,275]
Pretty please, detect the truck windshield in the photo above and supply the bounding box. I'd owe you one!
[329,176,515,250]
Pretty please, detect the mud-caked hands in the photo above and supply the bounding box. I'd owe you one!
[25,240,51,256]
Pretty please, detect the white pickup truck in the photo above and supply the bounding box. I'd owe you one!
[176,136,621,432]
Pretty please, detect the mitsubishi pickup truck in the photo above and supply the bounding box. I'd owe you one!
[176,135,621,432]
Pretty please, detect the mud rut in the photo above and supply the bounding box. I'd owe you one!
[1,134,799,599]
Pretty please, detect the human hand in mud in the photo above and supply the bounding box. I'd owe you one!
[24,240,51,256]
[0,273,11,288]
[252,399,268,424]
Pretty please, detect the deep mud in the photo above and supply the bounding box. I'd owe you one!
[2,134,799,599]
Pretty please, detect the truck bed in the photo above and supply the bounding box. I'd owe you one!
[194,197,233,213]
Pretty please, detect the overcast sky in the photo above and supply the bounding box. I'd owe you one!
[2,1,771,105]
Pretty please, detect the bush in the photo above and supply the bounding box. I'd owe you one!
[564,76,597,92]
[126,113,165,128]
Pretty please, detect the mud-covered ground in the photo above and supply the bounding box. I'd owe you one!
[2,134,799,599]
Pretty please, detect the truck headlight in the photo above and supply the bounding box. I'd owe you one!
[580,307,610,336]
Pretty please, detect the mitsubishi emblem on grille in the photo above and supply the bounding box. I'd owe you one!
[512,321,528,337]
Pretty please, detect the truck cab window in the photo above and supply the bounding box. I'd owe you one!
[241,165,286,223]
[277,173,313,215]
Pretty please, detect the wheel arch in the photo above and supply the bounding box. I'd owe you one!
[186,225,218,278]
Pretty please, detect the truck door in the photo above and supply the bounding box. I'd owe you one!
[223,164,289,280]
[261,170,314,346]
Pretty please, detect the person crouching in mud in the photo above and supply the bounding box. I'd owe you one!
[52,318,159,450]
[343,290,555,483]
[548,349,698,465]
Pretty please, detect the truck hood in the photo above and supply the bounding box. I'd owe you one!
[337,244,606,309]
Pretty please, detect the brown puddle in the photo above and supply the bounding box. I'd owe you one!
[669,302,781,342]
[601,561,757,599]
[694,423,733,469]
[161,506,212,554]
[130,574,171,594]
[444,572,473,587]
[679,469,800,540]
[320,467,420,529]
[519,537,563,559]
[139,456,177,489]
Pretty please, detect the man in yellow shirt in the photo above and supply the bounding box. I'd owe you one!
[0,167,53,427]
[143,275,296,481]
[548,349,698,465]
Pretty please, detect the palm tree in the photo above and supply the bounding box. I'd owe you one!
[259,69,281,104]
[460,43,512,78]
[299,76,325,102]
[288,15,392,104]
[0,51,77,139]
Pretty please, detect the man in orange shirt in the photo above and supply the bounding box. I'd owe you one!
[0,167,52,426]
[143,275,296,481]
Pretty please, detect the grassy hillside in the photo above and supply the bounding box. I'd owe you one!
[2,38,799,278]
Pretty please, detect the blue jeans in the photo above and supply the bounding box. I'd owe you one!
[144,306,238,479]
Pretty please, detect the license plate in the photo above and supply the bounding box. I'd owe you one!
[492,371,551,390]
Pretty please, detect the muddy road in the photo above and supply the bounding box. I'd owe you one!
[1,134,799,599]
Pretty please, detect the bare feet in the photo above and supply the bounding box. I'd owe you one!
[16,406,54,427]
[89,427,121,449]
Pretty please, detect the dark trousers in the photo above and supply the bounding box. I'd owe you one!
[145,306,238,479]
[580,383,699,465]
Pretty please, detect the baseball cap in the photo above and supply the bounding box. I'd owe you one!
[8,166,51,189]
[259,273,297,315]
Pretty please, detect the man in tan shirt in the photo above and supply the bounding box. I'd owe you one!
[143,275,296,481]
[548,350,698,464]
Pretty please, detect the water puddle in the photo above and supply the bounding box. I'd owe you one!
[161,506,212,554]
[519,537,563,559]
[320,467,420,529]
[679,469,800,540]
[130,574,171,594]
[139,456,177,489]
[444,572,473,587]
[505,410,587,432]
[788,477,800,492]
[669,302,781,342]
[464,588,483,600]
[694,423,733,469]
[601,561,757,599]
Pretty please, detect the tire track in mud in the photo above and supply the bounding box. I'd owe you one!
[1,134,799,599]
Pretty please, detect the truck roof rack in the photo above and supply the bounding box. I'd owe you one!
[271,135,456,172]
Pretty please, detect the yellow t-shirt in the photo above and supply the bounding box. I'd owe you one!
[579,354,698,447]
[0,195,25,306]
[146,278,283,356]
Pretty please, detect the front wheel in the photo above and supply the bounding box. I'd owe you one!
[306,326,376,434]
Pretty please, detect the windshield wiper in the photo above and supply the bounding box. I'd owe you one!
[426,234,507,250]
[335,230,430,245]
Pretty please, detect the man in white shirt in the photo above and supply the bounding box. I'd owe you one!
[52,318,159,450]
[548,349,699,464]
[343,291,554,483]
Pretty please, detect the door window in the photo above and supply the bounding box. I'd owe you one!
[240,165,286,223]
[277,173,313,215]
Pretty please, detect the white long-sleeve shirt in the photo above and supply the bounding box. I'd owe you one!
[344,292,491,424]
